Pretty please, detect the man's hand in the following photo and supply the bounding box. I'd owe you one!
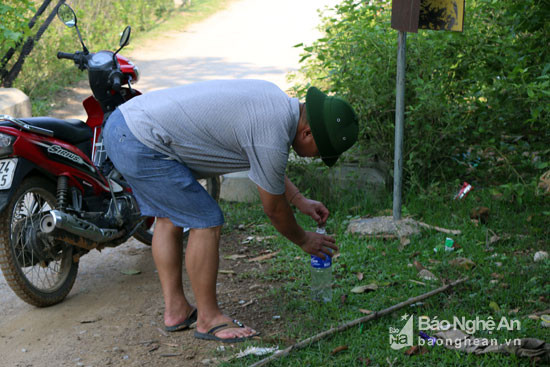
[293,196,329,226]
[299,231,338,259]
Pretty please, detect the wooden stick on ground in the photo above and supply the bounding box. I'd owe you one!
[250,277,468,367]
[415,220,462,235]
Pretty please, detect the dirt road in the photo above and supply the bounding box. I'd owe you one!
[0,1,337,366]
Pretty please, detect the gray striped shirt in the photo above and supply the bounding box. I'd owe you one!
[119,79,300,194]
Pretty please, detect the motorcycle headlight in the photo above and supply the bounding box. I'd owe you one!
[0,132,15,157]
[133,65,140,84]
[0,133,15,147]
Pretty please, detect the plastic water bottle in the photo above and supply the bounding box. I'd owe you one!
[310,226,332,302]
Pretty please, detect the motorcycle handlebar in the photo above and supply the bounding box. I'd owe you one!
[57,52,77,60]
[111,74,121,91]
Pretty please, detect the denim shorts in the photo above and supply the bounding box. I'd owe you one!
[103,108,224,229]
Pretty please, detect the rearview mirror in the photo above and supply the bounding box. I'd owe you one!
[120,26,131,48]
[57,4,77,28]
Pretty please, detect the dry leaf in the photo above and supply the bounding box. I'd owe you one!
[418,269,437,281]
[538,170,550,195]
[359,309,373,315]
[248,250,280,262]
[489,234,501,245]
[241,299,255,307]
[399,237,411,250]
[470,206,490,224]
[256,235,277,242]
[163,343,179,348]
[356,272,364,281]
[449,257,476,270]
[224,254,247,260]
[330,345,348,355]
[351,283,378,294]
[219,269,236,275]
[413,260,425,271]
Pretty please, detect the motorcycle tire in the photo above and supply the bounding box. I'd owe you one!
[0,176,79,307]
[132,176,221,246]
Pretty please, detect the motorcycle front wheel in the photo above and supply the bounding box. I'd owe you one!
[0,176,79,307]
[132,176,221,245]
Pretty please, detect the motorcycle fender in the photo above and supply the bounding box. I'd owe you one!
[0,157,46,213]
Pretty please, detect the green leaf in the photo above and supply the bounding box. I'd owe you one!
[489,301,501,312]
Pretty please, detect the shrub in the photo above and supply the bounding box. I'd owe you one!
[292,0,550,189]
[0,1,36,59]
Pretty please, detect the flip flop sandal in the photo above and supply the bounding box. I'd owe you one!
[194,319,260,343]
[165,308,198,332]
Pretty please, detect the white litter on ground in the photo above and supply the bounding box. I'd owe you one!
[236,346,279,358]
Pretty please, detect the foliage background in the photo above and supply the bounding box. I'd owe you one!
[1,0,175,115]
[290,0,550,191]
[0,1,36,59]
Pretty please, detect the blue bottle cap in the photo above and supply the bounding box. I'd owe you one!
[311,254,332,268]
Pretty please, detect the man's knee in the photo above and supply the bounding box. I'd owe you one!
[189,225,222,238]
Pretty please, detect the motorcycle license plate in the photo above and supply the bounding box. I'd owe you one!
[0,158,18,190]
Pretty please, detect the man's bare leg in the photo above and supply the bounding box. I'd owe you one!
[152,217,195,327]
[186,226,257,339]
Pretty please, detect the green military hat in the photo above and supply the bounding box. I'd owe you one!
[305,87,359,167]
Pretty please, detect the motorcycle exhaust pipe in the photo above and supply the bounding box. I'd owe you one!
[40,210,122,244]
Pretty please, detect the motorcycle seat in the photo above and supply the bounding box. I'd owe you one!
[19,117,94,144]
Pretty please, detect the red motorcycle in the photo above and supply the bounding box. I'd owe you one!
[0,4,220,307]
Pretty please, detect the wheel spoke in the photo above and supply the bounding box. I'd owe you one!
[8,186,74,293]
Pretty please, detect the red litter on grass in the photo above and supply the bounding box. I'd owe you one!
[454,182,473,200]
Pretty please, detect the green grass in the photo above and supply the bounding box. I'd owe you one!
[217,182,549,366]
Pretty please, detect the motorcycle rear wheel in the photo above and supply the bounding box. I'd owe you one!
[132,176,221,245]
[0,176,79,307]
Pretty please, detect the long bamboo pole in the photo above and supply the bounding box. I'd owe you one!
[250,278,468,367]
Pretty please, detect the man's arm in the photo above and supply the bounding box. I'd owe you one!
[258,185,307,246]
[257,183,337,258]
[283,176,329,225]
[284,176,303,206]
